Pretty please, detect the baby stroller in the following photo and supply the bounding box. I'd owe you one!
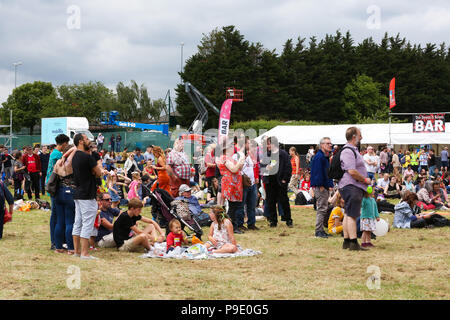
[149,188,204,239]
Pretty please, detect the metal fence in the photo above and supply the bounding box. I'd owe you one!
[0,131,171,151]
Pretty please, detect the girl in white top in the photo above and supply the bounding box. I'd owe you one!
[205,206,238,254]
[123,153,140,178]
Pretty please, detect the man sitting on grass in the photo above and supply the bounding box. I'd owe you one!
[96,192,121,248]
[113,198,165,253]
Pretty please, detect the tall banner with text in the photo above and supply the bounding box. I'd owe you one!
[389,77,396,109]
[218,99,233,146]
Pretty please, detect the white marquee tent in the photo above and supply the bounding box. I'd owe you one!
[255,122,450,146]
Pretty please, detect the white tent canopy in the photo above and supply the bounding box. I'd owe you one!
[255,122,450,146]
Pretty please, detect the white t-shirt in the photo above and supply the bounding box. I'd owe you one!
[232,153,255,185]
[377,178,389,189]
[363,153,378,173]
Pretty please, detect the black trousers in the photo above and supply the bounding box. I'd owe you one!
[266,180,292,225]
[227,201,241,230]
[26,172,41,199]
[14,178,23,200]
[41,172,47,194]
[0,209,4,239]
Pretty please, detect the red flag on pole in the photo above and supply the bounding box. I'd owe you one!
[389,77,396,109]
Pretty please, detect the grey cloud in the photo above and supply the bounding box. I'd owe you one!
[0,0,449,105]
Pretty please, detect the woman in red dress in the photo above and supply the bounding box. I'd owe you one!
[151,146,171,194]
[217,139,245,234]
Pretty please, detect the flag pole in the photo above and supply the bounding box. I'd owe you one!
[389,111,391,146]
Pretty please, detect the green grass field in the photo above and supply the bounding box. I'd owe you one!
[0,194,449,300]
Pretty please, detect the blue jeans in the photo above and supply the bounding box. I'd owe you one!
[54,186,75,250]
[116,141,121,152]
[242,184,257,227]
[367,172,375,181]
[50,196,57,246]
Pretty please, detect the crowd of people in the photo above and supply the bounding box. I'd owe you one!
[0,128,448,257]
[308,128,450,250]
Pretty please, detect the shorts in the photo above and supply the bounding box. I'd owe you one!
[97,233,116,248]
[339,185,364,219]
[72,199,98,239]
[118,237,145,253]
[91,227,98,237]
[360,218,376,232]
[442,161,448,168]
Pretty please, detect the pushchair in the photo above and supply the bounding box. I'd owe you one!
[149,188,204,239]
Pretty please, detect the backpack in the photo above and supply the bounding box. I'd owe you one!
[328,147,357,180]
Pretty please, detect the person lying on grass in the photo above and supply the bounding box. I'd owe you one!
[113,198,165,253]
[204,206,238,254]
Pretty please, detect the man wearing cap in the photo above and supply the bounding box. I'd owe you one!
[175,184,211,226]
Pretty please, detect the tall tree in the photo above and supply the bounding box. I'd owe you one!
[1,81,59,134]
[56,81,115,123]
[342,74,389,123]
[114,80,162,122]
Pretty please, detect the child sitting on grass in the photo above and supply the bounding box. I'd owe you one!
[166,219,188,253]
[205,206,238,254]
[360,188,380,248]
[328,192,344,235]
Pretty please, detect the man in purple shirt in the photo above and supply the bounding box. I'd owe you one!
[339,127,372,251]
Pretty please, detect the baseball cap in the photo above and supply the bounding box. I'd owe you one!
[179,184,192,194]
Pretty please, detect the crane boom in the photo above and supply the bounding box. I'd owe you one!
[185,82,220,133]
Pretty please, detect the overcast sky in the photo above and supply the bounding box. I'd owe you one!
[1,0,449,107]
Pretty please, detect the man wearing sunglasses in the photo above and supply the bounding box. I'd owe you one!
[310,137,334,238]
[96,192,121,248]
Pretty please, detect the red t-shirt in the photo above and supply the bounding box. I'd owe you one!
[166,232,184,250]
[205,151,216,178]
[301,180,311,192]
[25,154,38,173]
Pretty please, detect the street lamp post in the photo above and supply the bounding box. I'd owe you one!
[13,61,23,88]
[180,42,184,83]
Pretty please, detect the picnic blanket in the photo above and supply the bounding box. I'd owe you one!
[140,242,262,260]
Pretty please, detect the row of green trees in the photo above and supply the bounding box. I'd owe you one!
[175,26,450,129]
[1,80,166,134]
